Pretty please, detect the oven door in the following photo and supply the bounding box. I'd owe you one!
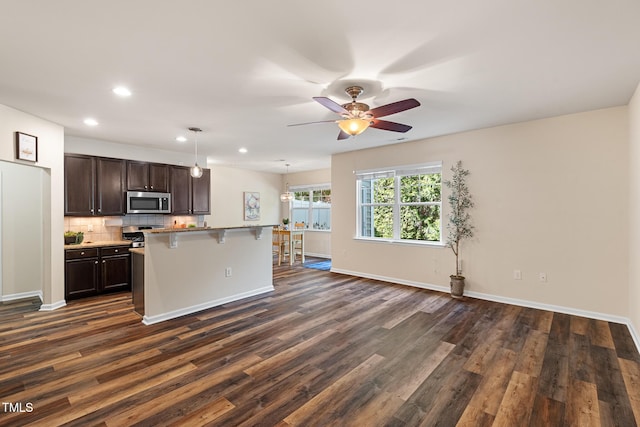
[126,191,171,214]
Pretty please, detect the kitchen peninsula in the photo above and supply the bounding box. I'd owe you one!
[134,225,276,324]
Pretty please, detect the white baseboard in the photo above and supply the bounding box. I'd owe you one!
[331,267,640,353]
[39,300,67,311]
[1,290,43,303]
[142,285,274,325]
[304,252,331,259]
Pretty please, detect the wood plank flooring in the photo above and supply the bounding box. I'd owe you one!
[1,259,639,426]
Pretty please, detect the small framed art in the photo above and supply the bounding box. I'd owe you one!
[244,191,260,221]
[16,132,38,162]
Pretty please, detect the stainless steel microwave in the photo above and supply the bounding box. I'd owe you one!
[126,191,171,214]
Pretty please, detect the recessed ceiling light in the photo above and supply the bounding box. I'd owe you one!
[84,118,99,126]
[238,147,248,154]
[176,136,187,143]
[112,86,132,97]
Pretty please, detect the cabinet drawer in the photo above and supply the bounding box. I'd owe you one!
[65,248,99,260]
[101,246,130,257]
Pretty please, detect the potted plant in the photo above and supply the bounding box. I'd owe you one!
[64,231,84,245]
[444,161,474,298]
[282,218,289,229]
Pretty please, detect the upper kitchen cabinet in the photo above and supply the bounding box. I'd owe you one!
[64,154,126,216]
[192,168,211,215]
[169,165,210,215]
[127,161,168,192]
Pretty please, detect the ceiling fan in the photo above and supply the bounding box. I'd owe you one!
[289,85,420,140]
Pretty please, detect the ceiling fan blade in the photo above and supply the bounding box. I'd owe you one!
[368,98,420,118]
[313,97,349,114]
[287,120,337,127]
[370,119,413,133]
[337,130,351,140]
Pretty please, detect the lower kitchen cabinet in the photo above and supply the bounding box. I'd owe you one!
[65,245,131,300]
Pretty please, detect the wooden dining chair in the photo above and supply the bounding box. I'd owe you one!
[292,222,305,262]
[272,227,284,265]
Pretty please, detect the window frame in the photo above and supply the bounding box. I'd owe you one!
[355,162,443,246]
[290,183,331,231]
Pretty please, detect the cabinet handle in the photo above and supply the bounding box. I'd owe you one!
[114,249,118,253]
[81,251,85,255]
[94,261,98,264]
[103,260,106,263]
[98,208,101,213]
[150,186,154,190]
[90,209,94,213]
[144,185,148,189]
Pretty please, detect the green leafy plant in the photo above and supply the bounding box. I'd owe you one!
[444,161,474,277]
[282,218,289,225]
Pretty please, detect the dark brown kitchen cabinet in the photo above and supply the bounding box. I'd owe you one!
[127,161,169,192]
[192,168,211,215]
[169,165,210,215]
[101,246,131,293]
[64,248,99,299]
[65,245,130,300]
[64,154,126,216]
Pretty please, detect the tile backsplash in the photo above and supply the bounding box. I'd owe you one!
[64,215,205,242]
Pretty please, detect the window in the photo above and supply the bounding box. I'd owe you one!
[357,163,441,243]
[291,185,331,230]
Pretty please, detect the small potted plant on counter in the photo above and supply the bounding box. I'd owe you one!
[64,231,84,245]
[444,161,474,298]
[282,218,289,230]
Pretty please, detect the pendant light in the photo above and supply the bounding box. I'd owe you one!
[280,163,294,202]
[188,127,203,178]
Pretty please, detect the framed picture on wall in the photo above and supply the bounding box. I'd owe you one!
[244,192,260,221]
[15,132,38,162]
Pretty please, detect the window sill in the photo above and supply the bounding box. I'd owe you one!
[353,237,447,248]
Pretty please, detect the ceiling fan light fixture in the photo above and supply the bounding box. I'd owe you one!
[338,118,371,136]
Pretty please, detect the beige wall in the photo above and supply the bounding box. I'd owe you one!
[207,165,282,228]
[333,107,629,318]
[283,168,332,258]
[0,161,43,297]
[0,104,65,306]
[629,83,640,339]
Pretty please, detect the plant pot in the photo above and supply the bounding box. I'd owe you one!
[450,275,465,299]
[65,236,77,245]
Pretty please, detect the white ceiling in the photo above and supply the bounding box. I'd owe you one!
[1,1,639,173]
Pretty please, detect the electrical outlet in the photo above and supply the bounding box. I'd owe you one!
[514,270,522,280]
[539,272,547,282]
[225,267,232,277]
[87,224,93,232]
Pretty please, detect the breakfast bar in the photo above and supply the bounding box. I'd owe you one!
[134,225,276,324]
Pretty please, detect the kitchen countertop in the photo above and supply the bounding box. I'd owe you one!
[129,248,144,255]
[64,240,132,250]
[144,225,278,234]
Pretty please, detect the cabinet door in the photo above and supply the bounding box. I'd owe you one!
[64,154,95,216]
[65,258,99,299]
[126,161,149,191]
[96,158,126,215]
[101,255,130,293]
[149,164,169,192]
[192,168,211,215]
[170,166,192,214]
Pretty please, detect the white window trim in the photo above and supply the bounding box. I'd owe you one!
[290,183,331,231]
[355,162,442,244]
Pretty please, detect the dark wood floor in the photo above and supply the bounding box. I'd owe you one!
[1,259,639,426]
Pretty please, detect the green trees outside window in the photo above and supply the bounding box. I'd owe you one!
[358,168,441,242]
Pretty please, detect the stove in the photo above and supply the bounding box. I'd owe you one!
[122,225,164,248]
